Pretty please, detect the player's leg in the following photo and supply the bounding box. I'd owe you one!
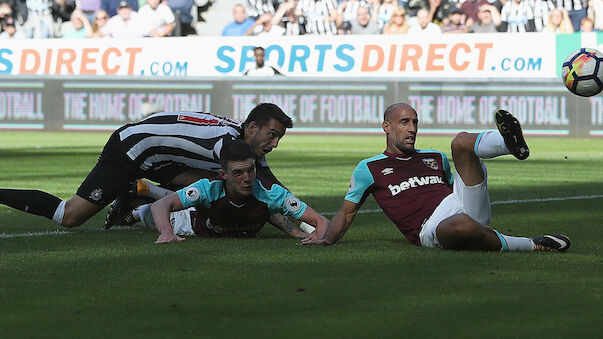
[435,214,501,251]
[167,168,218,188]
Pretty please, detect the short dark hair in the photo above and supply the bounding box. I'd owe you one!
[254,46,264,53]
[220,139,254,170]
[243,103,293,129]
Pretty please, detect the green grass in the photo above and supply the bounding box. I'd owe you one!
[0,132,602,338]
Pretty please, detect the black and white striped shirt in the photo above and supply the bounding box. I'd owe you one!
[555,0,587,11]
[246,0,276,19]
[112,112,243,176]
[297,0,338,35]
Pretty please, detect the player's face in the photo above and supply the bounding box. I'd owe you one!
[222,158,256,198]
[383,107,418,155]
[246,119,286,158]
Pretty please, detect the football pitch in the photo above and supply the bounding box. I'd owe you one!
[0,131,601,338]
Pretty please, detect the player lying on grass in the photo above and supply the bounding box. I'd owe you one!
[137,139,328,243]
[302,103,571,252]
[0,103,310,238]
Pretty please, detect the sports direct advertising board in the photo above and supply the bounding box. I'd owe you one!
[1,32,602,136]
[0,33,570,78]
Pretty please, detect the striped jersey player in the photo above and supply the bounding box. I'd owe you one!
[0,103,293,231]
[302,103,571,253]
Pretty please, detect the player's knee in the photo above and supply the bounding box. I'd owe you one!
[451,132,475,155]
[441,213,480,238]
[60,209,87,228]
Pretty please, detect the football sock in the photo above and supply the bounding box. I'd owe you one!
[136,180,173,200]
[494,229,535,252]
[475,131,511,159]
[0,189,63,221]
[133,203,153,229]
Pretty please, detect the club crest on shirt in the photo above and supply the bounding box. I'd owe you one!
[381,167,394,176]
[423,158,439,170]
[185,187,200,202]
[89,188,102,201]
[285,196,302,213]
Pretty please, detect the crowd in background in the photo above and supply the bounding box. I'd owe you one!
[0,0,602,39]
[0,0,197,39]
[226,0,603,36]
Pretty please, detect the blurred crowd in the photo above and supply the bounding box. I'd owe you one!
[0,0,198,39]
[0,0,600,39]
[225,0,601,36]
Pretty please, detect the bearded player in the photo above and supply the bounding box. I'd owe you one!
[302,103,571,252]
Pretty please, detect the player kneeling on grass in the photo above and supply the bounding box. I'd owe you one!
[302,103,571,252]
[135,139,328,243]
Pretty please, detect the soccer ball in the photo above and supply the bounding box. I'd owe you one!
[561,48,603,97]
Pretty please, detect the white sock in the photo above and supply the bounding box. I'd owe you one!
[136,179,174,200]
[475,131,510,159]
[52,200,66,224]
[133,203,153,229]
[495,230,535,252]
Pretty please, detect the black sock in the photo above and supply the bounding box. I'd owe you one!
[0,189,63,220]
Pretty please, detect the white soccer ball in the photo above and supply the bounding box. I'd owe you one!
[561,48,603,97]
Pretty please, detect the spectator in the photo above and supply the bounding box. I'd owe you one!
[52,0,76,25]
[460,0,488,27]
[338,0,364,26]
[168,0,195,35]
[580,16,594,30]
[468,3,501,32]
[246,0,275,19]
[375,0,397,29]
[90,9,109,37]
[23,0,55,38]
[337,20,352,33]
[101,1,146,37]
[499,0,536,32]
[222,3,255,36]
[245,12,286,35]
[0,16,24,38]
[441,7,467,32]
[62,9,92,38]
[272,1,305,35]
[556,0,587,31]
[0,3,13,24]
[588,0,603,31]
[530,0,555,31]
[407,7,442,34]
[297,0,338,34]
[382,6,409,34]
[79,0,103,24]
[542,7,574,32]
[138,0,175,37]
[243,46,283,76]
[350,5,380,33]
[101,0,138,18]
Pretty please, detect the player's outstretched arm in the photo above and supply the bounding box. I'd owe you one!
[301,200,360,246]
[268,214,310,239]
[296,206,330,240]
[150,193,187,244]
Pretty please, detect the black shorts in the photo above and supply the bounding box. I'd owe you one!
[76,160,137,206]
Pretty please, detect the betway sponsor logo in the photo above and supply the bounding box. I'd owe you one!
[388,175,444,196]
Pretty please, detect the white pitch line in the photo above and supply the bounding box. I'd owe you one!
[2,195,602,238]
[0,226,142,239]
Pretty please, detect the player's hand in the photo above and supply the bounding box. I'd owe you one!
[300,236,329,246]
[155,232,186,244]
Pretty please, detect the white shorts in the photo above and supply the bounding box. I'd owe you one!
[170,207,196,236]
[419,163,491,248]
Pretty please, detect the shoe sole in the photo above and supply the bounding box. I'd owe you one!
[495,109,530,160]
